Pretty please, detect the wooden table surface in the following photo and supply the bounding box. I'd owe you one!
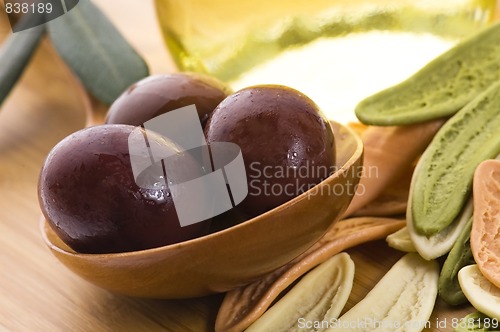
[0,1,479,331]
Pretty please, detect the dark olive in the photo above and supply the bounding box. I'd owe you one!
[38,125,210,254]
[205,85,335,217]
[105,73,232,128]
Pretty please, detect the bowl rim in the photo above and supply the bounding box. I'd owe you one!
[41,120,363,259]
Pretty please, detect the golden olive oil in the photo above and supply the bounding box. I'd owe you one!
[155,0,497,122]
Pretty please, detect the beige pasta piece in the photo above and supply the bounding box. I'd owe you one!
[386,227,416,253]
[246,253,355,332]
[326,253,439,332]
[458,264,500,320]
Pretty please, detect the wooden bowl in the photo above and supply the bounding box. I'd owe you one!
[41,121,363,299]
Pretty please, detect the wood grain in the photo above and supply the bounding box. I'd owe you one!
[0,1,482,331]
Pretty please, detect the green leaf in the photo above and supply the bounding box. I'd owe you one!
[47,0,149,105]
[0,17,45,107]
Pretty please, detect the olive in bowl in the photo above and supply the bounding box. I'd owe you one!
[105,72,232,127]
[205,85,335,217]
[38,124,210,254]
